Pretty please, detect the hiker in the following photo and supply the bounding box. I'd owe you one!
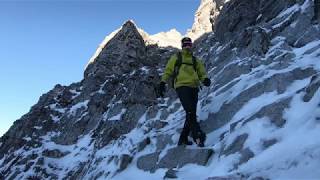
[158,37,211,147]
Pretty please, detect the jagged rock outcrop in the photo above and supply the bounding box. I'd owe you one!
[137,146,214,172]
[187,0,227,40]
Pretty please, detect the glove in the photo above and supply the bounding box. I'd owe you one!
[203,78,211,87]
[158,81,166,97]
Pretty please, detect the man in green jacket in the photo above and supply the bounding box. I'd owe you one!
[159,37,211,147]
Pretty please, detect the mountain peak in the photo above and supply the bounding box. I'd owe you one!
[187,0,227,40]
[122,20,137,29]
[86,19,143,68]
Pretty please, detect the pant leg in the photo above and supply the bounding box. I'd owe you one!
[176,87,202,142]
[187,88,203,140]
[314,0,320,21]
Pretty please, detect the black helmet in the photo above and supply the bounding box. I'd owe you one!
[181,37,192,48]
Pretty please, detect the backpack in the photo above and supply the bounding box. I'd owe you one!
[171,52,198,87]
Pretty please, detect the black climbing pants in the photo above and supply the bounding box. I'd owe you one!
[176,86,203,143]
[315,0,320,21]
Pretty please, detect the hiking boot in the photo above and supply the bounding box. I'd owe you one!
[194,132,206,147]
[178,140,193,146]
[196,138,205,147]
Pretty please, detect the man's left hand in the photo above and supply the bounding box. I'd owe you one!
[203,78,211,87]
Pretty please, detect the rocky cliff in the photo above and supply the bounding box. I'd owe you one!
[1,0,320,179]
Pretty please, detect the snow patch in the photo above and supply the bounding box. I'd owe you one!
[50,114,60,122]
[70,89,81,99]
[109,108,127,121]
[23,137,32,141]
[33,126,42,130]
[49,103,66,114]
[68,100,90,117]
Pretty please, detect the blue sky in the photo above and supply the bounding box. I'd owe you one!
[0,1,199,136]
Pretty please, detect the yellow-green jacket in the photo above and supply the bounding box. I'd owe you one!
[161,49,208,89]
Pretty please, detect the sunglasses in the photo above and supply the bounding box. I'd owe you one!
[182,42,193,47]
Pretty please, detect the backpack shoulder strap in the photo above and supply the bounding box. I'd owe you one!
[192,55,197,72]
[176,52,182,69]
[171,52,182,88]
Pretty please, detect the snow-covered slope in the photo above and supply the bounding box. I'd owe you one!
[1,0,320,180]
[148,29,182,48]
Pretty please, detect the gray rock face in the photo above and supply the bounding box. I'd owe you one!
[136,151,160,172]
[243,97,292,127]
[137,137,151,152]
[303,74,320,102]
[137,147,214,172]
[118,154,133,172]
[156,134,174,151]
[214,0,297,42]
[222,134,248,156]
[207,173,247,180]
[42,149,70,158]
[164,169,178,179]
[203,67,316,133]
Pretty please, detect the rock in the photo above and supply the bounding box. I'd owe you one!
[137,147,214,172]
[243,97,292,127]
[237,148,255,167]
[164,169,178,179]
[137,151,161,172]
[137,137,151,152]
[294,26,320,47]
[158,147,214,169]
[187,0,227,40]
[262,139,278,149]
[26,175,42,180]
[233,26,270,56]
[156,134,174,151]
[203,68,316,133]
[222,134,248,156]
[214,0,261,42]
[118,154,133,172]
[147,120,169,130]
[303,74,320,102]
[207,173,247,180]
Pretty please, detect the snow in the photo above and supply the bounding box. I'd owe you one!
[238,88,320,179]
[23,137,32,141]
[33,126,42,130]
[108,108,127,121]
[70,89,81,99]
[68,100,89,117]
[97,79,110,95]
[276,4,300,19]
[149,29,182,48]
[50,114,60,122]
[272,4,300,29]
[140,66,150,74]
[49,103,66,114]
[301,0,312,13]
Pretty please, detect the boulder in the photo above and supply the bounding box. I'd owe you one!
[137,147,214,172]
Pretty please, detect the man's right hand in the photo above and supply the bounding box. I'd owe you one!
[203,78,211,87]
[159,81,166,97]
